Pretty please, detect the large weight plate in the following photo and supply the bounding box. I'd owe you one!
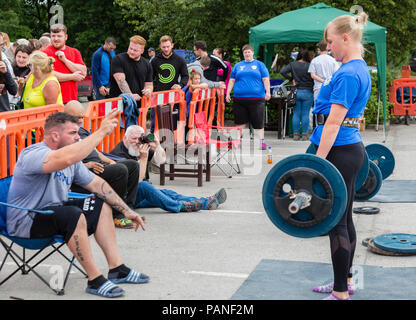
[262,153,347,238]
[354,160,383,201]
[367,238,415,256]
[305,143,369,191]
[365,144,395,180]
[373,233,416,254]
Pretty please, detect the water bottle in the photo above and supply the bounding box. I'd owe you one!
[267,147,272,164]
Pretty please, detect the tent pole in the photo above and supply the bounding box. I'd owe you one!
[376,91,380,131]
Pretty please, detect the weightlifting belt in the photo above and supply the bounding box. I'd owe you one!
[316,114,361,129]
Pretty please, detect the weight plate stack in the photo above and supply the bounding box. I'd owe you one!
[373,233,416,255]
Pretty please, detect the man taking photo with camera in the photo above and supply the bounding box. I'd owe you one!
[110,125,166,182]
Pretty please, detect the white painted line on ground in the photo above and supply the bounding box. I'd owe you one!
[185,270,249,279]
[214,209,264,215]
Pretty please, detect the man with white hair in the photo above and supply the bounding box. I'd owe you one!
[110,125,227,212]
[110,125,166,182]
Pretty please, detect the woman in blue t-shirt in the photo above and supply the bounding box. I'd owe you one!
[226,44,271,150]
[310,12,371,300]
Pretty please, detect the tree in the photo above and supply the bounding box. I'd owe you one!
[115,0,416,67]
[59,0,133,67]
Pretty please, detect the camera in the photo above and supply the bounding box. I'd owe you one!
[139,133,155,144]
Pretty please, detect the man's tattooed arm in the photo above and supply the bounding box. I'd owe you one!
[119,79,132,94]
[92,179,132,216]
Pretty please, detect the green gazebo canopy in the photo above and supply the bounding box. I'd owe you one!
[249,3,387,130]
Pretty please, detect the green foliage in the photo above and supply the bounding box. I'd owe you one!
[59,0,132,67]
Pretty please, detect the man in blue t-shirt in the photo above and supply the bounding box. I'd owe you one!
[91,37,116,100]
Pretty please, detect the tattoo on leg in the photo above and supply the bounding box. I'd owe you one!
[74,235,84,262]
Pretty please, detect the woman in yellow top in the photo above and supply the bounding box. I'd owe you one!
[22,51,63,109]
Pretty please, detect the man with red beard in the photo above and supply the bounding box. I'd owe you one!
[43,24,87,103]
[109,35,153,101]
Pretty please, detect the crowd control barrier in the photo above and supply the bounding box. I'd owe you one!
[389,66,416,122]
[84,98,124,153]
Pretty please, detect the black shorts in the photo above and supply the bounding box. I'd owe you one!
[233,98,265,129]
[30,197,104,243]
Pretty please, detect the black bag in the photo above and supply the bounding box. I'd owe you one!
[286,85,297,107]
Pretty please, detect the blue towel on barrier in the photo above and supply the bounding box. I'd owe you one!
[120,93,139,129]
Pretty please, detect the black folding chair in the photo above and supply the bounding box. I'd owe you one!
[0,176,88,296]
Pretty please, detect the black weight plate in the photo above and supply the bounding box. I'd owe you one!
[354,160,383,201]
[353,206,380,215]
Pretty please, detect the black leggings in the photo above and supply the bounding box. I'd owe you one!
[325,142,366,292]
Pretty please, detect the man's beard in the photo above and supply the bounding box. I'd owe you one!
[53,42,65,50]
[128,145,140,157]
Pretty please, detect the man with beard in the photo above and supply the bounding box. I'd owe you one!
[110,125,165,182]
[6,111,148,298]
[43,24,87,103]
[64,101,140,229]
[150,35,189,133]
[109,35,153,101]
[193,40,229,82]
[110,125,227,213]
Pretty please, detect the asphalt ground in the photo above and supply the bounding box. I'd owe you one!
[1,118,416,305]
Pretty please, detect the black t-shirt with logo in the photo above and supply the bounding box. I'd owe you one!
[151,51,189,91]
[109,53,153,98]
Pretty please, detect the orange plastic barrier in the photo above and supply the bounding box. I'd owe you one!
[389,78,416,116]
[0,104,64,178]
[84,98,125,153]
[139,89,186,132]
[216,88,225,127]
[187,88,218,144]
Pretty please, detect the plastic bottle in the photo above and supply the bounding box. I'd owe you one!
[267,147,273,164]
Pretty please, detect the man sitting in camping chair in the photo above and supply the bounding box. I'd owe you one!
[6,111,148,298]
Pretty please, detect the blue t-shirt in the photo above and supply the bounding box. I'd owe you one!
[310,59,371,146]
[230,60,269,98]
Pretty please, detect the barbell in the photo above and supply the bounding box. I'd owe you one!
[263,144,395,238]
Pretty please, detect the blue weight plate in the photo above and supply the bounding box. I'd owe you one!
[365,144,395,180]
[305,143,317,155]
[373,233,416,254]
[354,160,383,201]
[306,143,369,191]
[262,153,347,238]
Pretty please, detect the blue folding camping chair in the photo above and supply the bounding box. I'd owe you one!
[0,176,90,296]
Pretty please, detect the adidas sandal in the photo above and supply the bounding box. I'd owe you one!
[110,269,150,284]
[85,280,125,298]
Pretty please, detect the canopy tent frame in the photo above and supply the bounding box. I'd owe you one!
[249,3,387,141]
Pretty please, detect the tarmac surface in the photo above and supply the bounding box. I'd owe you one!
[1,119,416,301]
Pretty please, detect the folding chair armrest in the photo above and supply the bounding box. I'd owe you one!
[68,192,95,199]
[0,201,54,215]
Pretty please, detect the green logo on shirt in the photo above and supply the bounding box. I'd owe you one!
[158,64,176,84]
